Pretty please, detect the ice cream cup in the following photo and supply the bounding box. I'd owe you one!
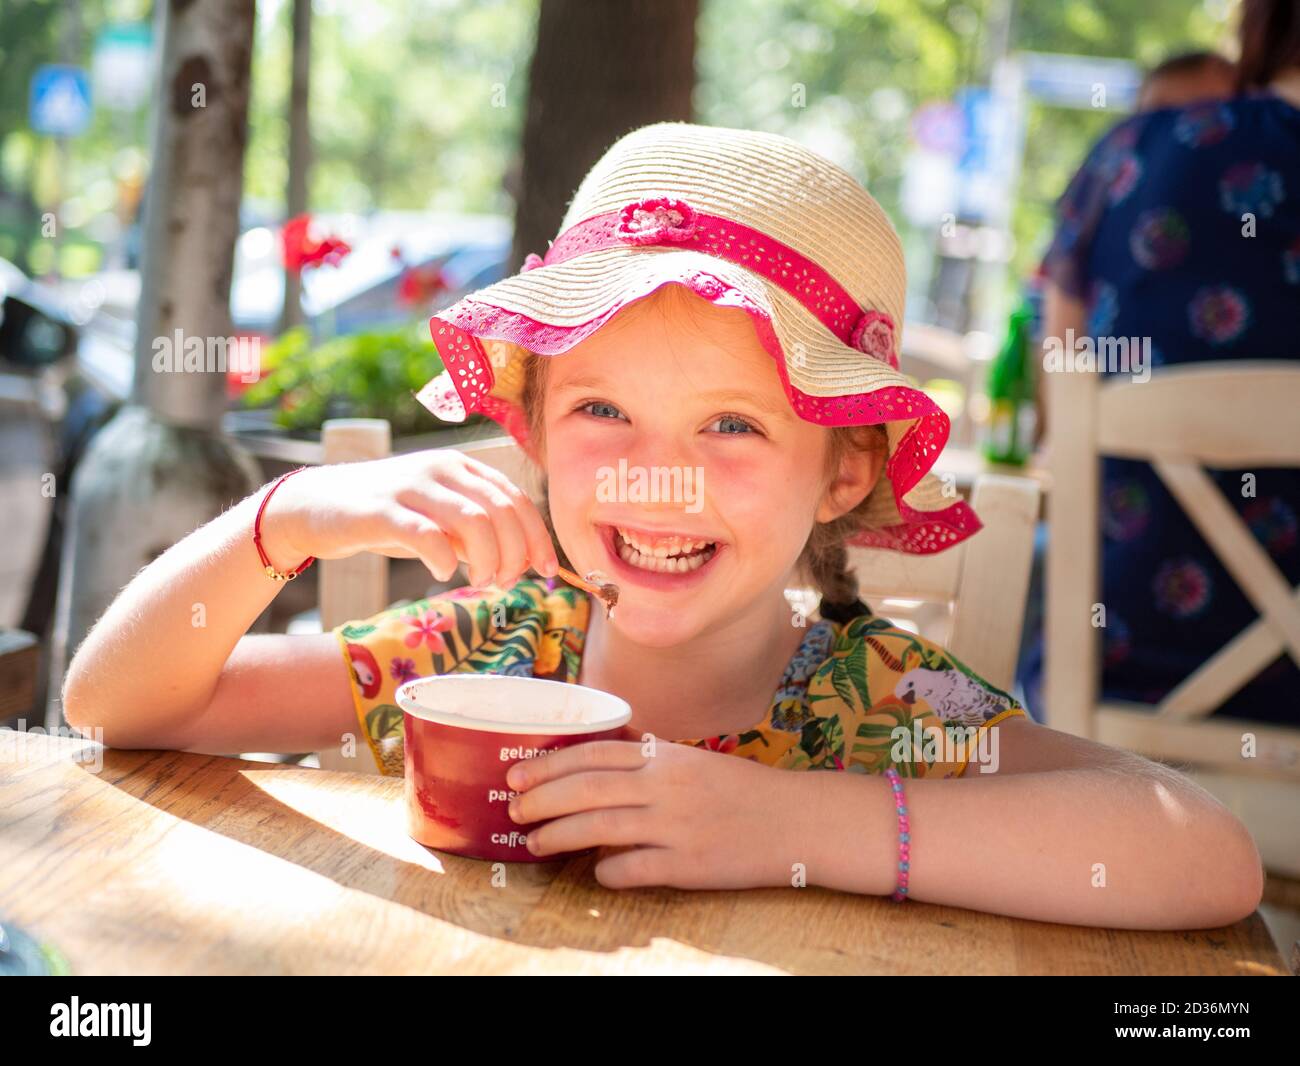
[395,674,632,862]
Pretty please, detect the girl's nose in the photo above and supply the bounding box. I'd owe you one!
[621,426,695,471]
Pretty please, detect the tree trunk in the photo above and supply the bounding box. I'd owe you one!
[48,0,264,730]
[280,0,313,334]
[511,0,698,272]
[131,0,255,424]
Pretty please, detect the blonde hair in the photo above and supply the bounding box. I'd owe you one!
[517,319,888,613]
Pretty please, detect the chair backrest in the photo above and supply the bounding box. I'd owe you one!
[846,474,1040,691]
[315,422,1041,768]
[316,419,393,773]
[1044,362,1300,778]
[899,321,981,447]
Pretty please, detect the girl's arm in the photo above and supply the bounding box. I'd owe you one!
[802,719,1264,930]
[61,452,558,755]
[61,487,351,753]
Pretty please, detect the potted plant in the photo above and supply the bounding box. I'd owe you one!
[237,321,487,443]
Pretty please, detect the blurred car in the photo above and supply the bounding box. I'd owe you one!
[74,209,512,405]
[0,257,119,656]
[0,258,79,375]
[231,209,511,339]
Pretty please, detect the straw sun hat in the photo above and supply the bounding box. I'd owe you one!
[414,121,979,555]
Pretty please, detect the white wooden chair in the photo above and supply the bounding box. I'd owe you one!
[1045,361,1300,877]
[315,419,1041,771]
[843,474,1040,693]
[898,321,982,447]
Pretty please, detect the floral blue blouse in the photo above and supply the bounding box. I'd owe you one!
[1027,93,1300,726]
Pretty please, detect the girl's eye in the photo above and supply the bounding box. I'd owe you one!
[579,400,627,421]
[707,413,759,435]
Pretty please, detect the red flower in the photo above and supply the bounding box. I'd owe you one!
[850,309,895,363]
[701,734,740,754]
[280,213,352,272]
[404,609,455,653]
[616,196,697,245]
[397,262,449,305]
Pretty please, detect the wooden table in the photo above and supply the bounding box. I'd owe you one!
[0,732,1286,976]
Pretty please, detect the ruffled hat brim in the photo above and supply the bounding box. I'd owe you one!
[416,244,979,555]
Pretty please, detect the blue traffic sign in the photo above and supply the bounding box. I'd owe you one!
[29,65,93,137]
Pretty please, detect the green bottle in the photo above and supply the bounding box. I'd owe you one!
[982,300,1035,466]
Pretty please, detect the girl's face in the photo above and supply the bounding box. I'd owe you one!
[539,286,882,646]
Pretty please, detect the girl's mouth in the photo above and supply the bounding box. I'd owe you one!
[596,523,723,585]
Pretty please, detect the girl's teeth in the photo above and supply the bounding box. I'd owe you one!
[615,533,714,574]
[616,527,713,559]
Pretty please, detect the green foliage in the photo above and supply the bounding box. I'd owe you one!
[1,0,1235,309]
[697,0,1231,299]
[0,0,153,272]
[238,321,462,436]
[0,0,536,272]
[243,0,539,214]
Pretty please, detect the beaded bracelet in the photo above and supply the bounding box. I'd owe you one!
[253,467,316,581]
[883,767,910,902]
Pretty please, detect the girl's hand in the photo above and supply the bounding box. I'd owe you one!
[504,736,814,890]
[259,451,559,587]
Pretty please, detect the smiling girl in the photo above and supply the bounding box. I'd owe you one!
[62,123,1263,929]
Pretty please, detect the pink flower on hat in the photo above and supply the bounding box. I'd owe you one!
[850,309,896,363]
[522,252,545,271]
[690,271,726,300]
[616,196,697,245]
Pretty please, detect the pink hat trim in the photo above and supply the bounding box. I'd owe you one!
[535,197,900,368]
[423,269,979,555]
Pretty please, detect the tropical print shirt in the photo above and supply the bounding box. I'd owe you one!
[330,578,1026,779]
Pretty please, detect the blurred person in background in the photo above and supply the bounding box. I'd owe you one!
[1020,0,1300,729]
[1137,50,1237,111]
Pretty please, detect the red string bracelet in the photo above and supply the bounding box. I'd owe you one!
[253,466,316,581]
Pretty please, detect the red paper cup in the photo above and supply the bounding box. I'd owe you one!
[395,674,632,862]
